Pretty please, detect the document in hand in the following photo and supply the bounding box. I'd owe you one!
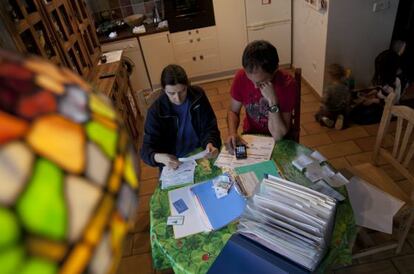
[160,160,197,189]
[168,177,247,239]
[214,135,275,169]
[237,176,337,271]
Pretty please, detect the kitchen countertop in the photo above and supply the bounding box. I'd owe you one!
[98,23,169,44]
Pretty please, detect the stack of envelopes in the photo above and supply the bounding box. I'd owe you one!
[238,176,337,271]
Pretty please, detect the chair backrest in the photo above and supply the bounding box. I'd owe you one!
[373,92,414,184]
[290,68,302,142]
[134,88,162,119]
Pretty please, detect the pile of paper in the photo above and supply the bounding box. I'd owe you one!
[160,160,196,189]
[215,135,275,169]
[292,151,349,201]
[238,176,337,271]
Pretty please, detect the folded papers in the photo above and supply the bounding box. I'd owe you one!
[238,176,336,271]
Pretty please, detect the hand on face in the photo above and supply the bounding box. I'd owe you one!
[205,143,219,159]
[259,81,278,106]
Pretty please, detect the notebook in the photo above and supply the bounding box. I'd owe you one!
[191,180,246,230]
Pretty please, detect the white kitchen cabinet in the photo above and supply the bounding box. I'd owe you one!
[213,0,248,71]
[139,31,175,87]
[101,38,151,92]
[170,26,220,77]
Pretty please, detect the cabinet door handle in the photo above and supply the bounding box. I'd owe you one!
[190,39,193,43]
[196,29,199,34]
[197,38,200,42]
[166,33,170,43]
[188,31,191,35]
[200,55,204,60]
[192,56,196,61]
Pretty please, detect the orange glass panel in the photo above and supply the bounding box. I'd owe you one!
[91,113,117,130]
[26,115,85,174]
[27,237,67,261]
[59,243,91,274]
[83,195,113,246]
[35,74,64,95]
[18,91,57,119]
[0,111,29,144]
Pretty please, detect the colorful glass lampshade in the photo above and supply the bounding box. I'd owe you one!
[0,51,139,274]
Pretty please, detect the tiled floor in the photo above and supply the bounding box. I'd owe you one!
[116,76,414,274]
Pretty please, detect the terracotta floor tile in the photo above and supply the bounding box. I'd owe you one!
[132,232,151,255]
[300,133,332,148]
[381,164,406,182]
[210,101,224,111]
[217,84,230,95]
[300,112,316,124]
[301,101,320,113]
[208,93,230,103]
[302,121,331,135]
[345,152,373,166]
[334,260,399,274]
[354,136,377,152]
[327,127,369,142]
[141,166,159,181]
[301,93,319,103]
[317,141,361,159]
[122,233,133,257]
[132,211,150,233]
[327,157,351,170]
[362,124,380,136]
[199,79,229,90]
[214,109,227,119]
[137,194,151,213]
[140,178,159,196]
[204,87,218,97]
[392,254,414,274]
[116,253,153,274]
[217,118,227,130]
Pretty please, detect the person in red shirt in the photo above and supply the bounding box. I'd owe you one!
[226,40,296,152]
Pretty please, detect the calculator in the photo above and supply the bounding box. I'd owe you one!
[235,144,247,159]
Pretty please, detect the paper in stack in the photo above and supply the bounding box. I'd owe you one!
[237,176,336,271]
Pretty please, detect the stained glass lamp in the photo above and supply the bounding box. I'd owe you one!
[0,51,139,274]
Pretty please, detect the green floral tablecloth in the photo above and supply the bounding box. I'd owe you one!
[149,140,356,274]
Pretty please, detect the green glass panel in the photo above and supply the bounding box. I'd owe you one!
[0,207,20,249]
[86,121,117,159]
[0,245,24,274]
[17,159,66,240]
[19,257,57,274]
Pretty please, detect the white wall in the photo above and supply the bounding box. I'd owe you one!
[293,0,329,95]
[326,0,399,88]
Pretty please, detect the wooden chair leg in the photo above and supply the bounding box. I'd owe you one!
[396,208,414,254]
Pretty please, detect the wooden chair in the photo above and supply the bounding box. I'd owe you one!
[350,92,414,258]
[290,68,302,142]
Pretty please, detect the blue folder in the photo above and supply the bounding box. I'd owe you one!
[191,180,246,230]
[207,234,311,274]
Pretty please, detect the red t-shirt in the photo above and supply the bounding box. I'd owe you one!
[230,69,296,134]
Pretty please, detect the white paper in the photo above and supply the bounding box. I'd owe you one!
[328,172,349,187]
[168,185,210,238]
[292,154,315,171]
[310,180,345,201]
[238,171,260,197]
[178,150,209,162]
[304,163,324,183]
[160,160,196,189]
[346,176,404,234]
[310,151,327,163]
[214,135,275,169]
[99,50,123,64]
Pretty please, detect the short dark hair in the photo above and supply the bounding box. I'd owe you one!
[160,64,189,88]
[327,63,346,81]
[242,40,279,74]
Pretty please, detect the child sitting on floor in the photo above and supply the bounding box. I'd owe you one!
[315,64,351,130]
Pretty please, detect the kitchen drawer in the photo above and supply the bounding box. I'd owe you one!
[171,26,218,57]
[175,48,220,77]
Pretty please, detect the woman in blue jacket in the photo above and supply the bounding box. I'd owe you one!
[140,64,221,169]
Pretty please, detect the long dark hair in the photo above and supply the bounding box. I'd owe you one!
[372,50,400,87]
[160,64,189,89]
